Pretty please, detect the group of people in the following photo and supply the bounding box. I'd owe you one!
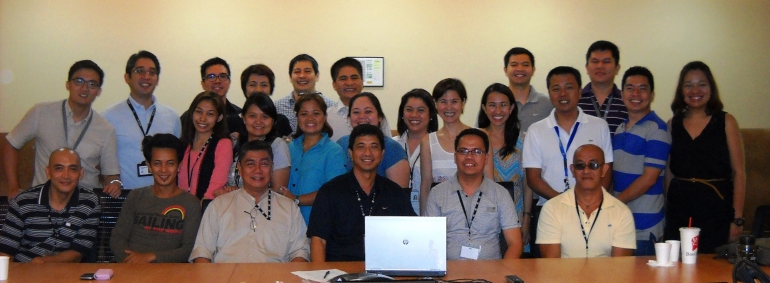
[0,40,745,264]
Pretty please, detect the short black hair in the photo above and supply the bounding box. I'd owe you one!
[330,57,363,81]
[68,60,104,86]
[142,133,185,163]
[348,124,385,152]
[238,139,274,164]
[585,40,620,65]
[200,57,230,81]
[289,54,319,75]
[126,50,161,76]
[622,66,655,92]
[432,78,467,102]
[454,128,490,153]
[504,47,535,67]
[546,66,582,88]
[240,64,275,95]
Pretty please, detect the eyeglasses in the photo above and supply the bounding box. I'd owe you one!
[204,73,230,82]
[573,161,604,171]
[296,91,322,96]
[244,208,258,232]
[132,68,158,77]
[70,78,100,90]
[456,148,486,156]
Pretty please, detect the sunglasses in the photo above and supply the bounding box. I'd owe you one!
[573,161,604,171]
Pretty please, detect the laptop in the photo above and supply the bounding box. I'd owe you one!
[364,216,447,277]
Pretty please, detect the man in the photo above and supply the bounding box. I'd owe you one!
[0,148,101,263]
[109,134,201,263]
[307,124,415,262]
[501,47,553,132]
[102,51,182,193]
[3,60,121,198]
[274,54,336,133]
[426,128,522,260]
[611,67,671,256]
[190,140,309,263]
[181,57,244,137]
[536,144,636,258]
[522,66,613,257]
[578,40,628,136]
[326,57,391,141]
[238,63,292,137]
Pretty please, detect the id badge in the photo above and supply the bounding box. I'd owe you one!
[460,244,481,260]
[137,162,151,177]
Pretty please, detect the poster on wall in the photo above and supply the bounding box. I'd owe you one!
[354,57,384,87]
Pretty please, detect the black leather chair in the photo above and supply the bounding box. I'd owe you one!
[752,205,770,238]
[0,196,9,229]
[91,189,130,263]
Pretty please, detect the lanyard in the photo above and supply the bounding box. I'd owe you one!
[253,190,272,220]
[554,123,580,191]
[404,141,421,189]
[126,99,156,136]
[186,136,213,192]
[354,187,377,217]
[590,95,613,120]
[61,100,93,151]
[575,191,603,256]
[457,190,482,240]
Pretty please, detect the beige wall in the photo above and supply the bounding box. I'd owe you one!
[1,0,769,132]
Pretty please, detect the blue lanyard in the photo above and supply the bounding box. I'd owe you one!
[554,122,580,191]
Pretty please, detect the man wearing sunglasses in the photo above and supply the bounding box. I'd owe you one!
[3,60,120,199]
[536,144,636,258]
[102,51,182,195]
[426,128,522,260]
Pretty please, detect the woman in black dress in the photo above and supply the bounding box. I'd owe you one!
[665,61,746,253]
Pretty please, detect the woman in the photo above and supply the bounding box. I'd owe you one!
[279,93,347,224]
[419,78,471,214]
[665,61,745,253]
[221,93,291,196]
[394,89,438,215]
[478,83,531,253]
[178,91,233,200]
[336,92,410,188]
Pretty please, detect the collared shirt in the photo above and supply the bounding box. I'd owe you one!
[326,99,392,142]
[0,181,101,262]
[287,133,348,223]
[189,189,310,263]
[578,84,628,136]
[516,86,554,132]
[426,176,520,260]
[274,91,337,133]
[102,95,182,190]
[307,171,416,262]
[336,134,407,177]
[612,111,671,242]
[6,99,119,189]
[522,108,614,206]
[536,188,636,258]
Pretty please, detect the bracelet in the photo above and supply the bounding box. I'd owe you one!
[109,179,123,187]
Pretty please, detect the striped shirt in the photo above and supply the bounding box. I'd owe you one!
[0,181,101,262]
[612,111,671,243]
[578,84,628,136]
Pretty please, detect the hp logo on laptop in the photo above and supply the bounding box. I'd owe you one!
[403,239,409,245]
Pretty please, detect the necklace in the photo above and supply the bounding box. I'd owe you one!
[354,189,376,217]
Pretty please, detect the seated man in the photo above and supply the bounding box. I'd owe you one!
[308,124,415,262]
[537,144,636,258]
[109,134,202,262]
[426,128,522,260]
[0,148,101,263]
[190,140,309,263]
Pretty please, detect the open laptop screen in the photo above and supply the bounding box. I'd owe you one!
[365,216,447,277]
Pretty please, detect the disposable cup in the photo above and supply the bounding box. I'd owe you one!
[0,255,9,280]
[680,227,701,264]
[666,240,681,262]
[654,243,671,265]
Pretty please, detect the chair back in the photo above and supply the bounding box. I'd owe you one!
[91,189,130,263]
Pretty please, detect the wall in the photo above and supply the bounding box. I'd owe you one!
[1,0,769,131]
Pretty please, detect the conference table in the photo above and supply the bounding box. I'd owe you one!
[3,254,761,282]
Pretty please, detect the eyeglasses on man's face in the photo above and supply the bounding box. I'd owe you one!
[456,148,486,156]
[205,73,230,82]
[573,161,604,171]
[70,78,101,90]
[132,68,158,77]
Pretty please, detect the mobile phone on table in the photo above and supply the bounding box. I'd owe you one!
[506,274,525,283]
[80,273,95,280]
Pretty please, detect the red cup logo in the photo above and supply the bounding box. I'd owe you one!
[691,235,699,250]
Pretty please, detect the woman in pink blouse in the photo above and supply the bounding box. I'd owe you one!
[178,91,233,199]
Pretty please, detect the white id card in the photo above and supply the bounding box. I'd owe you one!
[137,163,151,177]
[460,245,481,260]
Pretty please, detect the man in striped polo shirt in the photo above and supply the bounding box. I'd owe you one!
[0,148,101,262]
[611,67,671,256]
[579,40,628,136]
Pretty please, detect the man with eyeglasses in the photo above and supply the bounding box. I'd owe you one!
[181,57,244,138]
[102,51,182,195]
[3,60,120,199]
[522,66,614,257]
[274,54,336,133]
[190,140,309,263]
[536,144,635,258]
[425,128,522,260]
[0,148,101,263]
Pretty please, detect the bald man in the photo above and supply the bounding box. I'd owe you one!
[536,144,635,258]
[0,148,101,263]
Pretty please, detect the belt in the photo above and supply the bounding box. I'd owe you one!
[674,177,727,200]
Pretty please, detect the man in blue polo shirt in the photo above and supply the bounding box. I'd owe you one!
[611,66,671,256]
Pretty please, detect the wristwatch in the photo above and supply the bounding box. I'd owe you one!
[733,218,745,226]
[294,197,300,205]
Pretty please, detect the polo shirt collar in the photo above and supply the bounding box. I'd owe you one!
[623,110,658,126]
[344,171,383,196]
[560,187,615,210]
[526,86,541,104]
[63,99,93,125]
[545,107,589,128]
[293,133,331,149]
[37,180,80,211]
[582,83,621,98]
[332,99,349,115]
[127,95,157,111]
[451,175,489,197]
[238,187,272,203]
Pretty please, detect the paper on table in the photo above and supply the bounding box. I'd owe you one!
[291,269,346,282]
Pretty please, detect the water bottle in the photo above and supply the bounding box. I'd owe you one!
[737,235,757,263]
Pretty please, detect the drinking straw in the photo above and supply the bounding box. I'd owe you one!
[688,217,692,228]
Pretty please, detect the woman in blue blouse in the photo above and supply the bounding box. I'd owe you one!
[279,93,347,224]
